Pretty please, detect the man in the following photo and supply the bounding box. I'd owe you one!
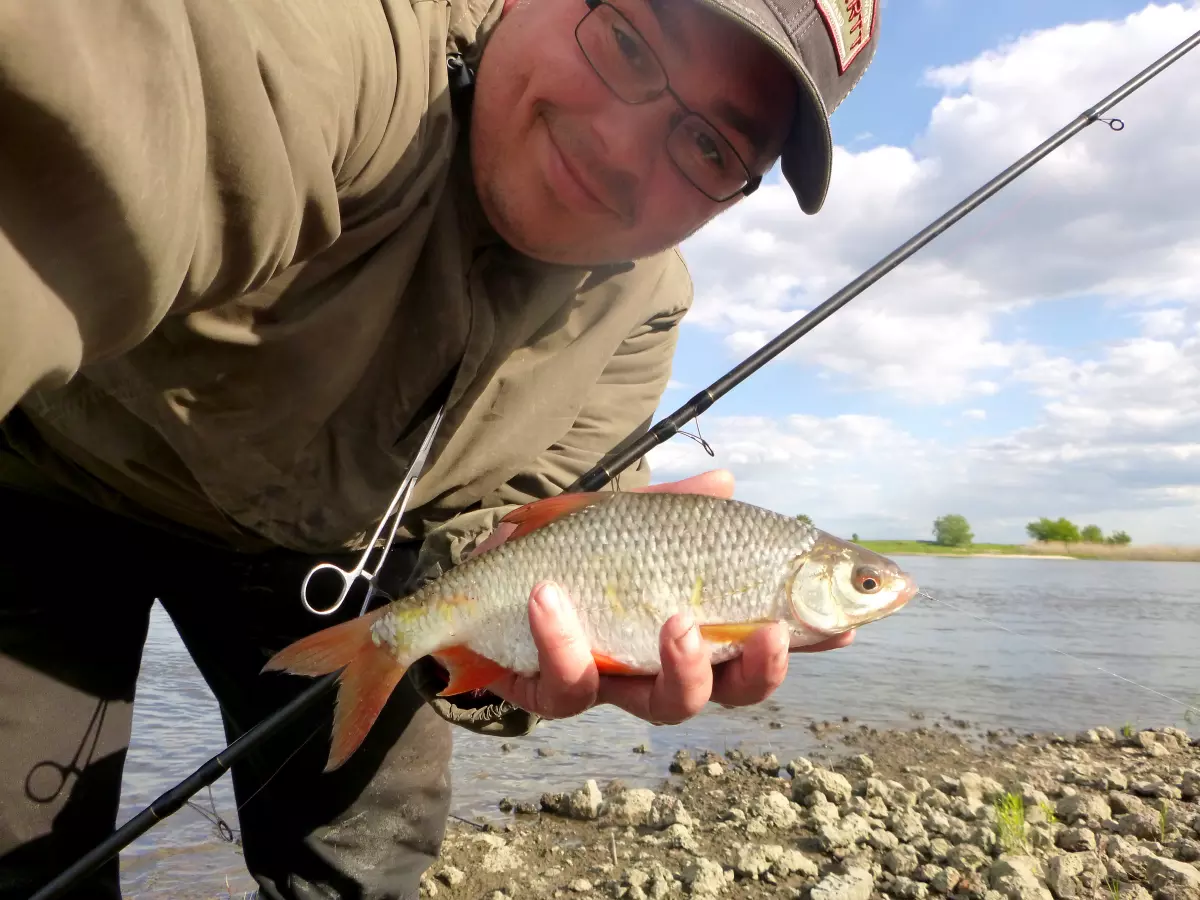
[0,0,879,896]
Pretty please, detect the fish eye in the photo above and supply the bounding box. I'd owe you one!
[853,566,882,594]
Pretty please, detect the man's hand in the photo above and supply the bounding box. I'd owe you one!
[473,470,853,725]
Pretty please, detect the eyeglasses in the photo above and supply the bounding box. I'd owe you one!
[574,0,762,203]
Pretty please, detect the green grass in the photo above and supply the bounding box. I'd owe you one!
[993,791,1027,854]
[857,539,1200,562]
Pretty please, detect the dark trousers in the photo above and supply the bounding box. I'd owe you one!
[0,487,453,900]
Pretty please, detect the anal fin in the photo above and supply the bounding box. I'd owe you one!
[591,651,646,676]
[431,645,510,696]
[698,621,775,645]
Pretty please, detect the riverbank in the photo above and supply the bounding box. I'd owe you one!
[859,540,1200,563]
[422,722,1200,900]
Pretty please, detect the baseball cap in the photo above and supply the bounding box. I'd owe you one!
[694,0,880,214]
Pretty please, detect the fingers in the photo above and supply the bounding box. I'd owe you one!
[634,469,734,499]
[486,582,600,719]
[792,631,855,653]
[709,621,791,708]
[597,613,713,725]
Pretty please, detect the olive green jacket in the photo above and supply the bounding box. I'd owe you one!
[0,0,691,733]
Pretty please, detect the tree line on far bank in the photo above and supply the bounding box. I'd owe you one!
[792,512,1132,548]
[932,513,1131,548]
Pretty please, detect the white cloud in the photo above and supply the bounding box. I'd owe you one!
[651,308,1200,544]
[678,2,1200,402]
[657,3,1200,542]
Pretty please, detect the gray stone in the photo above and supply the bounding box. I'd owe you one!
[870,830,901,852]
[773,849,819,879]
[749,790,799,830]
[959,773,986,807]
[799,769,854,805]
[679,858,731,896]
[885,846,923,877]
[811,801,842,830]
[988,856,1053,900]
[930,867,961,895]
[437,866,466,887]
[471,833,524,874]
[665,823,698,853]
[1174,838,1200,863]
[1056,827,1096,852]
[1117,812,1162,840]
[810,866,875,900]
[1056,793,1111,825]
[928,838,952,863]
[787,756,815,777]
[1132,851,1200,900]
[946,844,990,872]
[889,809,928,843]
[1044,852,1106,900]
[1182,771,1200,801]
[648,794,694,830]
[567,780,604,819]
[891,876,930,900]
[569,878,594,893]
[730,843,776,879]
[606,789,657,826]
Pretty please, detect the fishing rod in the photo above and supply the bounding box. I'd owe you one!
[28,23,1200,900]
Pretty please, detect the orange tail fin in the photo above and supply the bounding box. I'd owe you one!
[263,607,409,772]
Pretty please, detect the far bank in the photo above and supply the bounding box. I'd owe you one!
[857,540,1200,563]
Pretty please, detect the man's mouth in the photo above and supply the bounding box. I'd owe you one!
[541,114,626,221]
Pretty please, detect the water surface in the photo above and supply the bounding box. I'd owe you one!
[114,556,1200,897]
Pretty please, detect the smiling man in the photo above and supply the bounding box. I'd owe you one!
[0,0,878,898]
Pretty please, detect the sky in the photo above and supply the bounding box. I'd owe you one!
[645,0,1200,545]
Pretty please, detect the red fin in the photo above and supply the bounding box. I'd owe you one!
[591,651,644,675]
[263,608,410,772]
[698,622,774,644]
[499,492,609,541]
[431,644,510,696]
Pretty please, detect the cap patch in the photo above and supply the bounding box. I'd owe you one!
[813,0,876,73]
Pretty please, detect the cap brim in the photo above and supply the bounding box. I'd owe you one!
[690,0,833,214]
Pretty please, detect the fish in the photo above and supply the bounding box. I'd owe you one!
[264,489,919,771]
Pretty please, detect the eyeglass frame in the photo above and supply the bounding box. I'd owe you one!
[573,0,764,204]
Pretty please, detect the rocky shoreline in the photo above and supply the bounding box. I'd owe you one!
[420,722,1200,900]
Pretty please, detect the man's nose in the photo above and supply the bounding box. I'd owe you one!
[588,94,672,185]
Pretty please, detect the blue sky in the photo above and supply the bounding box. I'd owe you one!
[647,1,1200,544]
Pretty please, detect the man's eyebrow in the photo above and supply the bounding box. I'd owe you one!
[645,0,775,166]
[713,99,773,167]
[646,0,690,59]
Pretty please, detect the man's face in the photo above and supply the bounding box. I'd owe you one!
[470,0,797,266]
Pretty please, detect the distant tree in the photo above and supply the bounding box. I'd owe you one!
[1080,524,1104,543]
[1026,517,1081,544]
[851,533,860,542]
[795,514,813,526]
[932,514,974,548]
[1106,530,1132,545]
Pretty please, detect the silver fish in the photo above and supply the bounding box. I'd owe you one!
[265,490,918,769]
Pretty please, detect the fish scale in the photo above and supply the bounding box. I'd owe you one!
[264,489,917,771]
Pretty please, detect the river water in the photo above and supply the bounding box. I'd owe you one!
[111,555,1199,898]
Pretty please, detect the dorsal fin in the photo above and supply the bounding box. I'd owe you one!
[499,492,610,541]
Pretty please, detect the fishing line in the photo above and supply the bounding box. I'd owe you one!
[916,589,1200,720]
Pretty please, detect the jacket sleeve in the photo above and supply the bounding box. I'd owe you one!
[0,0,409,421]
[410,256,693,737]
